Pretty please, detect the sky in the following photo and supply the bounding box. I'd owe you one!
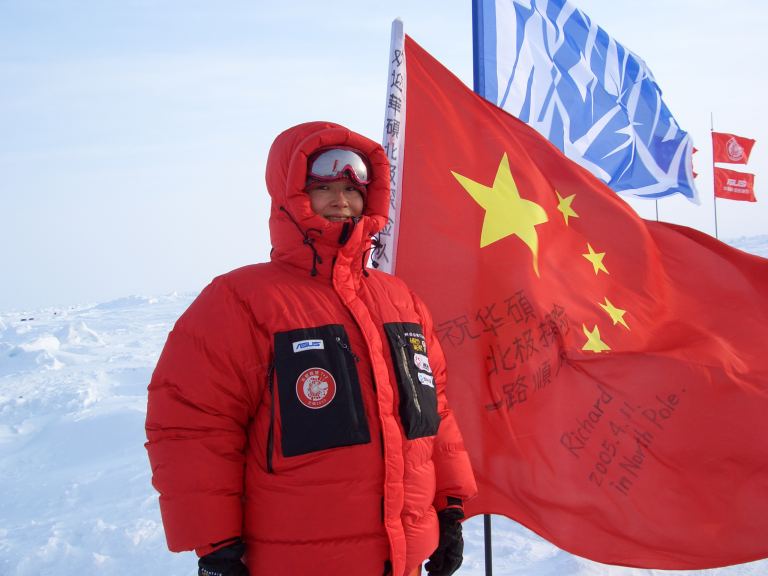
[1,0,766,311]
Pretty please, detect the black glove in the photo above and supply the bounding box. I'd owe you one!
[425,502,465,576]
[198,540,249,576]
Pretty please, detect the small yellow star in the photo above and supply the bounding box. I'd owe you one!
[452,153,549,276]
[556,191,579,226]
[599,297,629,330]
[583,243,609,275]
[582,324,611,353]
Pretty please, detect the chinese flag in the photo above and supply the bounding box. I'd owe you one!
[712,131,756,164]
[396,36,768,569]
[714,167,756,202]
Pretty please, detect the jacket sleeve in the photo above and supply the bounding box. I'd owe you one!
[413,293,478,510]
[145,278,264,554]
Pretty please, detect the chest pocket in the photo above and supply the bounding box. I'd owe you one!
[274,324,370,457]
[384,322,440,439]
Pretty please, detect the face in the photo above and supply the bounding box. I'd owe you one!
[305,177,365,222]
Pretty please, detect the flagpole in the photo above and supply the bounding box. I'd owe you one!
[483,514,493,576]
[711,112,719,239]
[472,2,495,573]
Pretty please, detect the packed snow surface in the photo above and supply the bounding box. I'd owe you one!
[2,237,767,575]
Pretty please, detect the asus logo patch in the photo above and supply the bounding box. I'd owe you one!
[293,339,324,353]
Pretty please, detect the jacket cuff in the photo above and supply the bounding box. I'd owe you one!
[434,495,464,513]
[195,536,243,558]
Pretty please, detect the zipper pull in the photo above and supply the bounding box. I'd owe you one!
[335,336,360,362]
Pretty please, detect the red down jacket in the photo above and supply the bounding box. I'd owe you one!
[145,121,477,576]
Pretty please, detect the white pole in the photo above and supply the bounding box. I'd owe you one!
[375,18,407,274]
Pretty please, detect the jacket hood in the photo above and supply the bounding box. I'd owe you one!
[265,121,390,276]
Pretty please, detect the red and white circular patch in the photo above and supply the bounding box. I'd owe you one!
[296,368,337,409]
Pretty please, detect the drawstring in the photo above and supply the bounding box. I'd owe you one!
[279,206,323,276]
[279,206,382,279]
[371,235,384,267]
[361,235,385,277]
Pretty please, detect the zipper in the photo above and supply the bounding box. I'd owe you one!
[396,334,421,415]
[335,336,361,428]
[266,362,275,474]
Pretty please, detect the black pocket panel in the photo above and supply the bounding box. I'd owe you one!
[383,322,440,439]
[274,325,370,457]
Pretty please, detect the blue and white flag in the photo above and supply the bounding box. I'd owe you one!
[473,0,698,200]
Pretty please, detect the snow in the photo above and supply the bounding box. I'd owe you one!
[1,238,767,576]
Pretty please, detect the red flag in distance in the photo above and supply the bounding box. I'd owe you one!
[712,131,756,164]
[714,166,756,201]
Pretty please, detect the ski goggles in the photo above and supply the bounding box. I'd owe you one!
[306,147,371,186]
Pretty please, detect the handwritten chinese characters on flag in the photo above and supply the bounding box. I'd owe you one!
[394,35,768,570]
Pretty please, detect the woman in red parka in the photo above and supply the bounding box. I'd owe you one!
[145,121,477,576]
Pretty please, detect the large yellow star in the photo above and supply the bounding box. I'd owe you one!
[582,324,611,353]
[599,297,629,330]
[452,153,548,275]
[583,243,609,275]
[556,191,579,226]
